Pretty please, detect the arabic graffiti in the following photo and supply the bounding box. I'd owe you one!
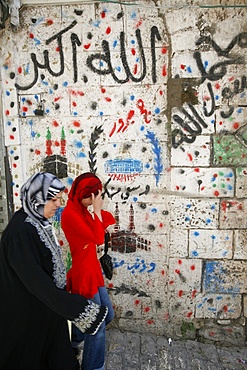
[113,256,156,274]
[172,32,247,149]
[13,22,163,91]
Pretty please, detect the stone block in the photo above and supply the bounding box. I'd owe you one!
[234,230,247,260]
[171,135,211,167]
[196,293,242,319]
[220,199,247,229]
[169,229,188,258]
[168,258,202,293]
[236,168,247,198]
[203,261,247,294]
[171,167,234,198]
[189,229,233,259]
[170,197,220,229]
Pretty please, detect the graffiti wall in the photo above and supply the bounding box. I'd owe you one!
[0,0,246,345]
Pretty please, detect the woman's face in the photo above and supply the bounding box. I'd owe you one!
[81,196,93,208]
[44,191,63,218]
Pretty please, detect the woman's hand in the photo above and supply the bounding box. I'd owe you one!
[92,190,103,221]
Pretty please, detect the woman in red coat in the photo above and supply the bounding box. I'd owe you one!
[61,173,115,370]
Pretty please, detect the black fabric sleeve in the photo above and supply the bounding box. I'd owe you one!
[7,222,107,335]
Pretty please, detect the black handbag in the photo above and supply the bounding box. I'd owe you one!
[100,232,113,280]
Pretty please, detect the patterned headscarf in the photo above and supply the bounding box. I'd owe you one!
[20,172,65,226]
[20,172,66,289]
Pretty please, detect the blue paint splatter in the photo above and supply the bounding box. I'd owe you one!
[145,130,163,186]
[192,250,199,257]
[194,231,200,236]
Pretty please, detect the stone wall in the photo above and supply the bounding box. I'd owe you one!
[0,0,246,346]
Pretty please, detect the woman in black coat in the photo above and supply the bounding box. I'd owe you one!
[0,172,108,370]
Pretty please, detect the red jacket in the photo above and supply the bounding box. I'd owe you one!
[61,200,115,298]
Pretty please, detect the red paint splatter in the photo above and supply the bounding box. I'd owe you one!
[22,106,28,112]
[229,76,234,81]
[59,240,64,246]
[190,265,195,271]
[17,67,22,74]
[108,283,114,289]
[46,19,53,26]
[54,140,60,147]
[159,90,163,95]
[106,27,111,35]
[73,121,80,127]
[238,203,243,211]
[187,312,193,318]
[175,269,180,275]
[29,33,34,39]
[176,186,180,190]
[13,163,17,168]
[127,110,135,122]
[194,168,200,172]
[214,191,220,197]
[223,305,228,313]
[52,120,59,127]
[101,87,106,94]
[161,270,165,275]
[180,64,186,70]
[72,101,77,107]
[161,47,167,54]
[56,47,60,52]
[84,44,91,50]
[188,153,193,161]
[135,300,140,306]
[105,97,112,102]
[14,192,18,197]
[54,97,61,102]
[233,122,239,130]
[131,48,136,56]
[191,290,197,299]
[178,259,182,265]
[9,135,14,140]
[133,64,138,75]
[162,65,167,77]
[35,149,41,155]
[178,290,183,297]
[215,83,221,89]
[136,20,142,28]
[144,307,150,313]
[169,280,174,285]
[147,319,154,325]
[101,11,106,18]
[159,223,164,228]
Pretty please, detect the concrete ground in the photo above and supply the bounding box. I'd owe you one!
[105,328,247,370]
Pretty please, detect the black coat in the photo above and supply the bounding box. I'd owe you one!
[0,210,106,370]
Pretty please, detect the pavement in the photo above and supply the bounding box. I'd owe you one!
[104,328,247,370]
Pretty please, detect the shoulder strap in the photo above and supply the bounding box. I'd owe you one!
[104,232,110,253]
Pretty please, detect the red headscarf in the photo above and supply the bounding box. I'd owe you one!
[68,172,102,211]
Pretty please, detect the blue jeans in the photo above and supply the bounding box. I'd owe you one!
[73,287,114,370]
